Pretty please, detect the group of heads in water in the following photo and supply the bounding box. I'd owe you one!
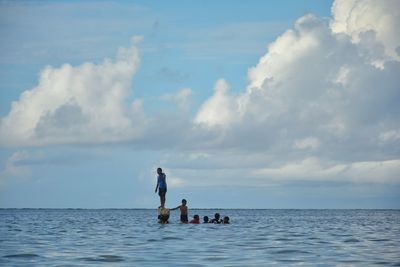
[158,210,230,225]
[203,213,230,224]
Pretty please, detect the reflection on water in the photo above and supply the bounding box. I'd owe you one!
[1,209,399,266]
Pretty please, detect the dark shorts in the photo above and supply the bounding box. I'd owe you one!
[158,188,167,197]
[180,214,188,223]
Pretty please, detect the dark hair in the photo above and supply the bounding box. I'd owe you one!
[214,213,220,219]
[182,199,187,203]
[203,216,209,222]
[157,167,162,173]
[194,214,199,219]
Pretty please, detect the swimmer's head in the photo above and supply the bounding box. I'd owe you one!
[223,216,230,224]
[203,216,209,223]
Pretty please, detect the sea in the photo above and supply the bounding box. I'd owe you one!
[0,209,399,266]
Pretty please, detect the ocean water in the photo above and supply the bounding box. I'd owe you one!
[0,209,399,266]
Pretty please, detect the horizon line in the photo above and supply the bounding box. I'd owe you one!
[1,207,399,210]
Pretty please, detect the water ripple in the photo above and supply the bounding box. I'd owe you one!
[80,255,124,262]
[4,253,40,258]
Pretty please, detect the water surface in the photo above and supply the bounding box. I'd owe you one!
[1,209,399,266]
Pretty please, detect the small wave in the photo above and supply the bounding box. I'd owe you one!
[374,261,391,265]
[274,238,292,241]
[344,238,361,243]
[204,256,227,261]
[273,249,310,254]
[162,236,183,241]
[252,237,269,241]
[80,255,124,262]
[4,253,39,258]
[277,259,303,263]
[369,238,391,242]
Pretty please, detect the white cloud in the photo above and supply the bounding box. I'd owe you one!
[167,176,186,188]
[161,88,193,111]
[0,151,31,184]
[294,137,321,150]
[194,79,237,128]
[0,37,145,146]
[194,1,400,163]
[331,0,400,62]
[379,129,400,142]
[181,0,400,187]
[253,158,400,184]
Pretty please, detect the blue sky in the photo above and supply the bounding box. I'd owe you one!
[1,0,399,208]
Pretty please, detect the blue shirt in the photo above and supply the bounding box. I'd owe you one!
[157,173,167,189]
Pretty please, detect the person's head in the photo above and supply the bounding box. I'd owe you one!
[182,199,187,205]
[214,213,220,220]
[193,214,199,220]
[223,216,230,224]
[203,216,209,223]
[157,167,162,174]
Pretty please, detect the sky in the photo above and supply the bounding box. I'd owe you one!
[0,0,399,209]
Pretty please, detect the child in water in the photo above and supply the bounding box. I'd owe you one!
[223,216,230,224]
[190,214,200,224]
[170,199,188,223]
[154,168,167,207]
[210,213,222,224]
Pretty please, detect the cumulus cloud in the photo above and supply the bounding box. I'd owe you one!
[0,36,145,146]
[331,0,400,63]
[194,79,237,128]
[187,0,400,184]
[194,2,400,160]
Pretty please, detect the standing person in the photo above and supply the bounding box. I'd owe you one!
[155,167,167,208]
[170,199,188,223]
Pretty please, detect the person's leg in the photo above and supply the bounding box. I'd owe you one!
[158,190,163,207]
[159,189,165,207]
[161,191,166,207]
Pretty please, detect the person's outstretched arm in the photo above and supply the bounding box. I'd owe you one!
[170,205,180,211]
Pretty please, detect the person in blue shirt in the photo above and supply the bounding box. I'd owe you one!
[155,167,167,207]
